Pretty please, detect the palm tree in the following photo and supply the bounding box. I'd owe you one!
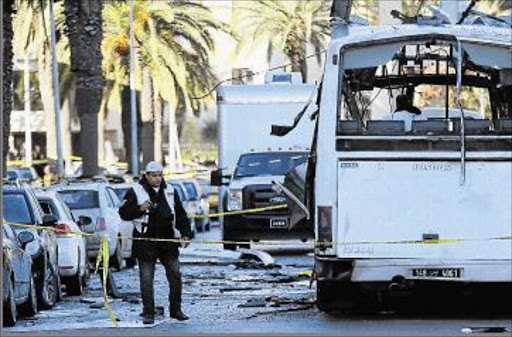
[102,0,227,168]
[63,0,104,177]
[474,0,512,16]
[352,0,378,25]
[236,0,331,83]
[13,1,74,174]
[2,0,15,173]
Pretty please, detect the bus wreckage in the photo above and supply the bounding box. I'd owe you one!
[275,2,512,312]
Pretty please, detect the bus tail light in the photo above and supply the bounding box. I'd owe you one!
[317,206,333,249]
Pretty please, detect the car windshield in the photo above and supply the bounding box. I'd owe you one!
[113,188,130,200]
[58,190,100,209]
[234,152,308,179]
[2,193,33,224]
[183,182,198,199]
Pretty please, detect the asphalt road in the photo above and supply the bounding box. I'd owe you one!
[5,225,512,336]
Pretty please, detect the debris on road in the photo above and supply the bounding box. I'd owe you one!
[238,297,267,308]
[219,286,262,293]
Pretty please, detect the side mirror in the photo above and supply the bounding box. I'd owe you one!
[211,169,230,186]
[18,231,35,248]
[78,215,92,227]
[42,214,59,226]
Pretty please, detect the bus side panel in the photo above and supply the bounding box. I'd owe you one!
[336,161,512,260]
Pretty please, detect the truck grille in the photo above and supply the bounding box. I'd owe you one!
[243,184,289,215]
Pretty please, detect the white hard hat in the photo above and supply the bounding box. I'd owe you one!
[145,161,164,173]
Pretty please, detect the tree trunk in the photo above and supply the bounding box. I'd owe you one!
[287,45,307,83]
[140,66,154,167]
[2,1,14,172]
[154,94,163,164]
[64,0,104,177]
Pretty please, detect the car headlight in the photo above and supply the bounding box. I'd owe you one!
[227,189,243,211]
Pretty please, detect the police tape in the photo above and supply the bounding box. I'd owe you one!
[94,235,118,328]
[188,204,288,219]
[3,219,511,329]
[5,218,512,248]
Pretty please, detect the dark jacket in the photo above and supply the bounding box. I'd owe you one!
[119,177,191,260]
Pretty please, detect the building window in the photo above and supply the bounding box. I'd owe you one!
[232,68,254,85]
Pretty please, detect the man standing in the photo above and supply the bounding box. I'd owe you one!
[119,161,191,324]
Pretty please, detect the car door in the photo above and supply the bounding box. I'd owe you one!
[4,225,30,298]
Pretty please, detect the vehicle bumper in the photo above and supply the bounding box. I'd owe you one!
[223,213,314,241]
[350,258,512,283]
[84,232,116,259]
[57,238,80,277]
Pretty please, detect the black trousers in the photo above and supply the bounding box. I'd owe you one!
[138,252,182,316]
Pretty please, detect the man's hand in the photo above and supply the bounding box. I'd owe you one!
[182,236,190,248]
[139,201,152,212]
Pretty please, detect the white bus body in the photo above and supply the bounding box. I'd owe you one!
[313,21,512,311]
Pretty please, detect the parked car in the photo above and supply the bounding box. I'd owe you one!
[6,166,40,185]
[110,182,139,267]
[2,182,60,310]
[181,180,210,232]
[168,181,197,238]
[48,180,132,271]
[110,182,135,201]
[2,223,38,327]
[35,190,90,295]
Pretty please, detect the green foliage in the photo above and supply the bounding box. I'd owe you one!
[235,0,331,75]
[102,0,230,115]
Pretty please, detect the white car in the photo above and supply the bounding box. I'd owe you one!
[110,182,138,267]
[181,180,210,232]
[168,181,197,238]
[35,190,89,296]
[48,180,132,271]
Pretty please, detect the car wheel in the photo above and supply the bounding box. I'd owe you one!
[110,240,123,272]
[3,276,17,327]
[38,261,58,310]
[125,257,137,268]
[65,273,83,296]
[56,273,64,301]
[65,252,84,296]
[83,260,91,288]
[19,274,38,317]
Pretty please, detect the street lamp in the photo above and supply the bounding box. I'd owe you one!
[130,0,139,175]
[50,0,64,178]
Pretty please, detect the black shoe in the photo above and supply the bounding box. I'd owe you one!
[142,315,155,325]
[169,310,189,321]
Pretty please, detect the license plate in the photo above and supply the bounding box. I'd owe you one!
[270,218,288,228]
[411,268,462,279]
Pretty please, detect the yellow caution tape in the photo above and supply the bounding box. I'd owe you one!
[94,235,118,328]
[189,204,288,219]
[8,223,93,236]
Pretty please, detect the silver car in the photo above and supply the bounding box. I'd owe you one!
[35,190,90,295]
[48,181,132,271]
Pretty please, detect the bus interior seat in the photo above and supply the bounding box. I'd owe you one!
[452,119,492,134]
[337,120,363,135]
[494,118,512,134]
[411,120,450,135]
[366,120,405,135]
